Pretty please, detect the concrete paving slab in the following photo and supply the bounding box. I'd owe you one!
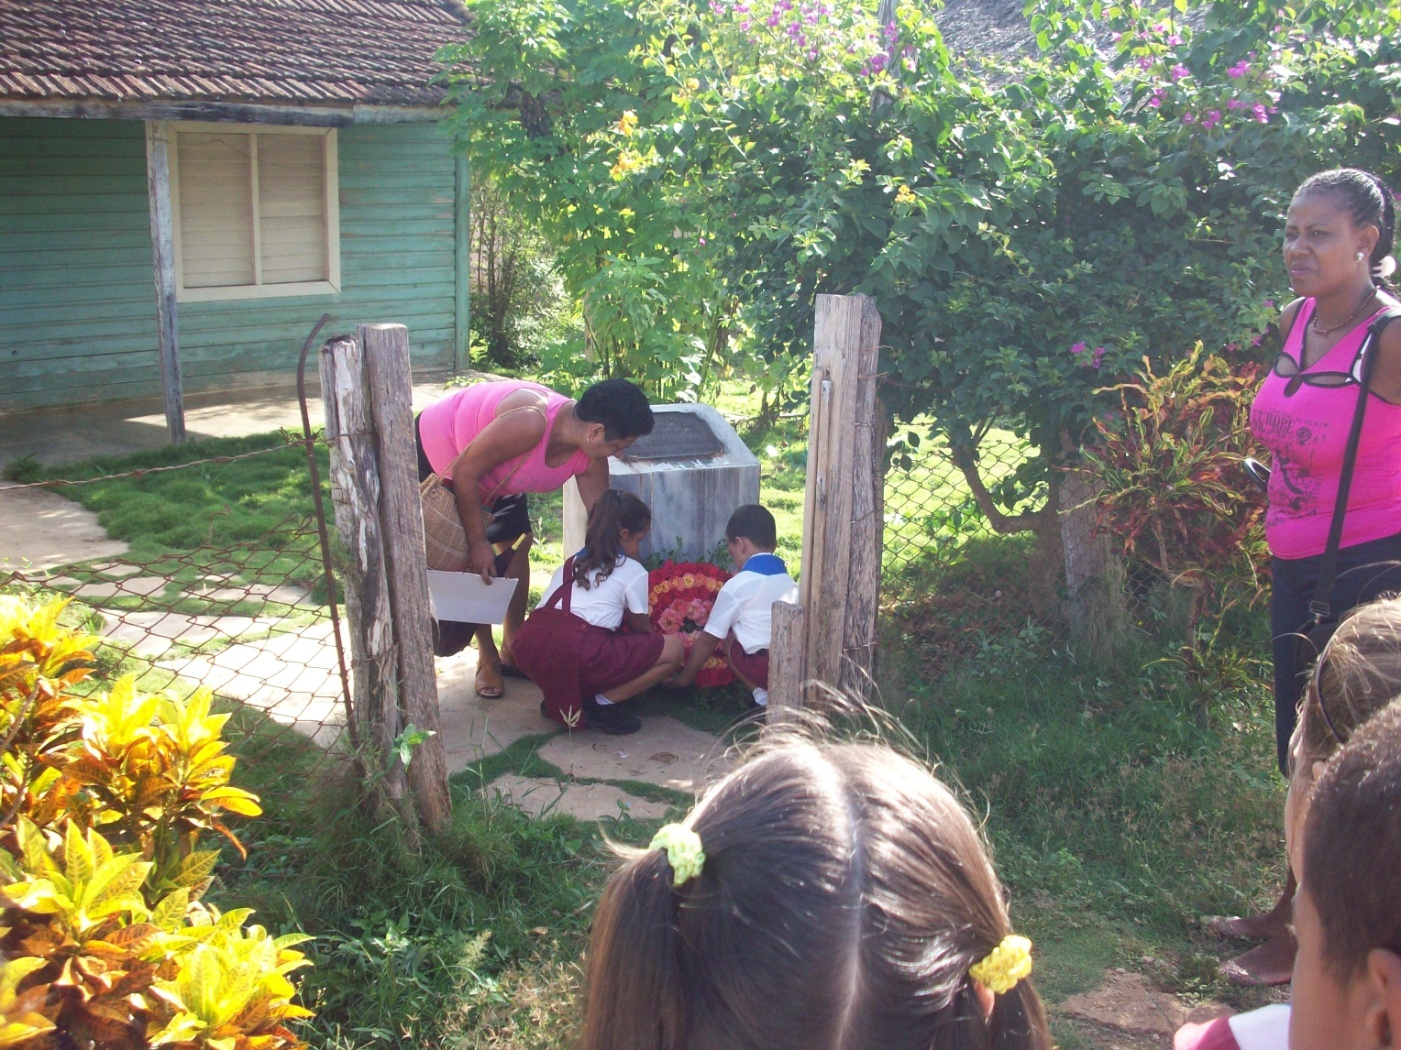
[191,584,311,606]
[99,610,277,659]
[0,483,130,572]
[436,650,558,772]
[537,717,732,795]
[55,576,174,600]
[159,623,345,747]
[482,774,670,822]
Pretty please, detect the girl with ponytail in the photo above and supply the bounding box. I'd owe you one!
[512,490,682,735]
[583,737,1052,1050]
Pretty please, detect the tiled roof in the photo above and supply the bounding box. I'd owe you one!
[0,0,470,108]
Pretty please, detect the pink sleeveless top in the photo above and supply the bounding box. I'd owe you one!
[1249,302,1401,559]
[418,380,591,502]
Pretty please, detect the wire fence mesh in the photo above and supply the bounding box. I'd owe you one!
[880,423,1041,596]
[1,445,352,779]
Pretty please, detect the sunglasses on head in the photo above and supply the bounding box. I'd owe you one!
[1272,348,1367,398]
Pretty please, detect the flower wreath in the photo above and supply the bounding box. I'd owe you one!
[648,561,734,688]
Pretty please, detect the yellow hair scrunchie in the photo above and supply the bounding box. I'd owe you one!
[649,823,705,887]
[969,934,1033,995]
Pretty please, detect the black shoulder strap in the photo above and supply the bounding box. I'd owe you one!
[1310,307,1401,622]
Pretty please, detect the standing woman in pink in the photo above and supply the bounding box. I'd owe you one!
[1220,169,1401,985]
[415,378,654,698]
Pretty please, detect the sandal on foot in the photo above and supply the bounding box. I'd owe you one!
[475,663,505,699]
[1220,932,1297,987]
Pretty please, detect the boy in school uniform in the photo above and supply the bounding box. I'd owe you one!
[1288,698,1401,1050]
[666,504,797,709]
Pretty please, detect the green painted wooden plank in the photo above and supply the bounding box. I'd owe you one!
[0,173,150,194]
[0,195,149,216]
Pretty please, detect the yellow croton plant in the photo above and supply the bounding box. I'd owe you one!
[0,596,313,1049]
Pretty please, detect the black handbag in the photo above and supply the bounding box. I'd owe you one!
[1294,306,1401,669]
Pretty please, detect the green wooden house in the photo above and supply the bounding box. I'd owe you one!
[0,0,470,436]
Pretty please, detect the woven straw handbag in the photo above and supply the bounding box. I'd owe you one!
[419,450,530,572]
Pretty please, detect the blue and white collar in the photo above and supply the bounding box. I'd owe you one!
[742,552,788,576]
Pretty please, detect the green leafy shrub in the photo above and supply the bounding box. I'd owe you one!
[1079,346,1267,632]
[0,596,312,1049]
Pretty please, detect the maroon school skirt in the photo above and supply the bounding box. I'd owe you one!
[514,610,664,727]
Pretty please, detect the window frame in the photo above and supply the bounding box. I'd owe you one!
[166,121,341,303]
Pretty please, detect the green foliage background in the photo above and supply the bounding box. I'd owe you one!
[444,0,1400,511]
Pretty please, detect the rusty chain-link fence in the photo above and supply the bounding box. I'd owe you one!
[2,437,354,780]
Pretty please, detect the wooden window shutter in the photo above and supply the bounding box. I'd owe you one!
[258,133,329,284]
[177,133,255,289]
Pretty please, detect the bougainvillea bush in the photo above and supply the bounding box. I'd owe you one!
[446,0,1398,600]
[0,596,312,1049]
[648,562,734,687]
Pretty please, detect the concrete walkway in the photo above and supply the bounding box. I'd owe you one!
[0,380,455,470]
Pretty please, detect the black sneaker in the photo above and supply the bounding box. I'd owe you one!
[584,697,641,736]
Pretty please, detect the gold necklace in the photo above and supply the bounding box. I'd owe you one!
[1311,287,1376,337]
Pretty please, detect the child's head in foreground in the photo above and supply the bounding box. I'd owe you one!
[582,737,1051,1050]
[1291,698,1401,1050]
[724,504,778,567]
[1284,596,1401,873]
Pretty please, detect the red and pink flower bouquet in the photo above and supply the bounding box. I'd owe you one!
[648,560,733,688]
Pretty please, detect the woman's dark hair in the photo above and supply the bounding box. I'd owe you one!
[574,489,651,589]
[1292,595,1401,774]
[1297,167,1398,291]
[582,739,1051,1050]
[576,379,656,441]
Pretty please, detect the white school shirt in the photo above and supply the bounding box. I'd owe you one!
[536,554,649,630]
[703,553,798,655]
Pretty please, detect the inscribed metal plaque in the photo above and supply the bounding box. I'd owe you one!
[623,412,724,461]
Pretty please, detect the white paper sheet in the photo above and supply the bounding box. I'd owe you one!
[426,571,520,625]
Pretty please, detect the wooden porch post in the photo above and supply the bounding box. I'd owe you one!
[144,122,185,443]
[454,154,471,374]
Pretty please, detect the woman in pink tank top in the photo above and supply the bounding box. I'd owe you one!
[1218,169,1401,987]
[415,379,654,698]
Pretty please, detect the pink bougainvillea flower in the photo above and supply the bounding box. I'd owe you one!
[1252,102,1269,122]
[1170,63,1190,82]
[1092,346,1107,368]
[1167,34,1182,45]
[1228,60,1250,78]
[1137,56,1152,69]
[1071,341,1087,354]
[1227,98,1243,110]
[1182,111,1195,123]
[1149,91,1164,108]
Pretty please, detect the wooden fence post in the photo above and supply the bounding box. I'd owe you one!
[319,336,410,814]
[361,323,453,835]
[769,294,884,718]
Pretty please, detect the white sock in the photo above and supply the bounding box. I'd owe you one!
[752,688,768,707]
[594,694,615,706]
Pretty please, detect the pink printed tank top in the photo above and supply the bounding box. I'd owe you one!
[418,380,591,501]
[1249,302,1401,559]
